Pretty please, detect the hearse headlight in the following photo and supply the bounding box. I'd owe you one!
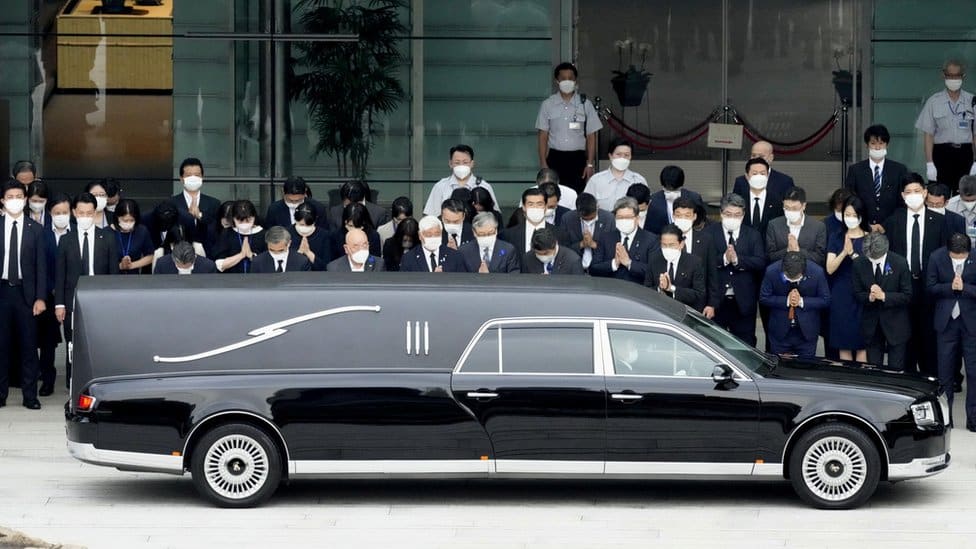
[911,402,937,427]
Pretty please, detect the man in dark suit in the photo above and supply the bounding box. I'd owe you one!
[539,181,571,227]
[55,193,120,386]
[0,180,47,409]
[883,174,947,376]
[927,234,976,429]
[560,192,613,272]
[499,187,558,254]
[672,197,718,316]
[439,198,474,249]
[765,187,827,266]
[521,227,584,275]
[168,157,221,254]
[733,156,792,246]
[251,226,312,273]
[326,228,385,272]
[706,193,767,346]
[927,182,967,238]
[265,176,329,229]
[153,241,217,274]
[844,124,910,230]
[459,212,519,273]
[647,224,706,310]
[400,215,467,273]
[853,232,913,371]
[759,252,831,358]
[644,166,705,235]
[590,197,658,284]
[327,180,389,232]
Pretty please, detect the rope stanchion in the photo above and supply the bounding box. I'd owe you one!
[604,108,720,142]
[732,109,839,148]
[741,118,838,155]
[605,116,710,152]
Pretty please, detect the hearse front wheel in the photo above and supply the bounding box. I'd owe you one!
[191,423,282,508]
[789,423,880,509]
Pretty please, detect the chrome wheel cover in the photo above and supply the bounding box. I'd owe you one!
[203,434,270,500]
[801,435,867,502]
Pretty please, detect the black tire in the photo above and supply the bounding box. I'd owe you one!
[789,422,880,509]
[190,423,282,508]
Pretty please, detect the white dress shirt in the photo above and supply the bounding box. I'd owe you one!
[748,190,767,223]
[524,222,543,253]
[423,175,499,217]
[583,169,649,211]
[2,213,25,281]
[905,208,926,271]
[788,215,804,238]
[78,227,96,277]
[580,218,596,269]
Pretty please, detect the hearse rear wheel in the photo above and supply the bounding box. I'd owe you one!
[789,423,880,510]
[191,423,282,508]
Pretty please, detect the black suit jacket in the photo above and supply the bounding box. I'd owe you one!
[0,216,46,306]
[168,192,221,252]
[927,248,976,334]
[765,215,827,266]
[560,210,613,258]
[590,228,658,284]
[325,255,385,272]
[882,208,946,278]
[943,209,967,241]
[733,170,794,242]
[327,202,390,232]
[441,222,475,248]
[458,239,520,273]
[521,246,585,275]
[551,205,571,227]
[264,198,329,229]
[684,226,719,311]
[759,260,831,342]
[251,251,312,273]
[153,255,217,274]
[844,159,909,226]
[55,227,120,310]
[646,249,706,310]
[399,245,468,273]
[644,188,704,234]
[706,222,766,314]
[853,253,913,345]
[498,222,558,255]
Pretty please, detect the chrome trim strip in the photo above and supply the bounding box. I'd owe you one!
[466,392,499,398]
[154,305,381,363]
[424,321,430,356]
[67,441,184,474]
[888,453,949,481]
[494,459,603,474]
[780,411,890,467]
[610,393,643,401]
[751,462,784,477]
[406,321,412,355]
[414,318,420,356]
[291,459,491,475]
[182,410,290,465]
[605,461,754,475]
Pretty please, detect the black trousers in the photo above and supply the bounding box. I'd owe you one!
[547,149,587,194]
[906,279,937,377]
[933,143,974,195]
[936,317,976,425]
[0,284,39,401]
[865,327,907,372]
[37,294,62,389]
[714,296,758,347]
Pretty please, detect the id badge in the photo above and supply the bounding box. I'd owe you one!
[960,118,971,130]
[569,121,582,131]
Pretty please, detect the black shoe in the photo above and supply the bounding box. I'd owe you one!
[22,400,41,410]
[955,382,963,393]
[967,421,976,433]
[39,385,54,397]
[0,397,6,408]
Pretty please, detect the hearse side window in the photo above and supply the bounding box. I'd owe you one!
[500,327,593,374]
[459,326,501,373]
[608,328,714,377]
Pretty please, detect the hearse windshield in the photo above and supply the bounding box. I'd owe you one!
[681,311,775,375]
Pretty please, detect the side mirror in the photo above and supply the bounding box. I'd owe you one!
[712,364,735,384]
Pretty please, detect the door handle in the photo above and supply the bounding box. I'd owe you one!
[611,393,643,402]
[466,391,499,399]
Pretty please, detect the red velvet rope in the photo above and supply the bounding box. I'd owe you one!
[605,116,711,151]
[741,118,838,155]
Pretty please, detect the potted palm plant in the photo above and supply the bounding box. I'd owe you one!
[611,40,652,107]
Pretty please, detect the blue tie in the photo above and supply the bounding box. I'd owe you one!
[873,165,882,196]
[546,261,554,274]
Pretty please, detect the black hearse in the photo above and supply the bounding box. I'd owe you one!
[65,274,949,509]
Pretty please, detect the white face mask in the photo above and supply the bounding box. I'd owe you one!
[673,218,694,233]
[545,208,556,223]
[929,206,946,215]
[784,210,803,224]
[963,199,976,211]
[4,198,25,215]
[350,249,370,264]
[94,196,107,212]
[610,157,630,172]
[236,222,253,235]
[105,203,117,213]
[868,148,887,161]
[75,215,95,231]
[535,253,555,264]
[834,211,844,222]
[285,199,304,209]
[118,221,135,232]
[270,251,289,264]
[295,223,315,237]
[176,266,194,275]
[662,247,681,263]
[421,237,440,252]
[476,234,496,251]
[663,190,681,201]
[844,216,861,229]
[638,210,647,226]
[183,176,203,192]
[904,193,925,211]
[525,207,546,224]
[452,165,472,180]
[952,258,967,270]
[721,216,742,233]
[29,200,46,214]
[748,174,768,190]
[442,223,463,238]
[558,80,576,94]
[52,214,71,230]
[946,79,963,92]
[616,218,636,235]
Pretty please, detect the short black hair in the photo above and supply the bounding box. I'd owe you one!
[114,199,141,222]
[12,160,36,178]
[232,200,258,221]
[660,223,685,242]
[294,203,318,225]
[745,157,770,173]
[784,186,807,204]
[949,232,972,254]
[449,144,474,160]
[340,180,367,202]
[863,124,891,145]
[26,180,49,200]
[625,183,651,205]
[842,195,868,230]
[828,188,853,211]
[342,202,375,231]
[72,192,97,209]
[530,227,559,251]
[927,182,951,200]
[49,192,71,210]
[901,172,926,191]
[672,196,697,213]
[576,192,598,215]
[84,179,107,194]
[103,177,121,198]
[521,187,546,205]
[783,251,806,279]
[608,137,633,156]
[2,179,25,196]
[659,165,685,190]
[471,187,495,211]
[440,198,466,216]
[536,168,560,186]
[282,176,308,196]
[391,196,413,218]
[179,157,204,177]
[553,62,578,79]
[539,181,561,201]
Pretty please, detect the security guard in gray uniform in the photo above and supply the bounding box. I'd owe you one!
[916,58,976,195]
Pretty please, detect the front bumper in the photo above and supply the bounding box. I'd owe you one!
[66,440,185,475]
[888,452,950,481]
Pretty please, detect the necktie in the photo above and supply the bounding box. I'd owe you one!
[668,261,675,282]
[911,214,921,275]
[276,259,283,273]
[7,220,19,285]
[873,165,882,196]
[727,231,736,247]
[546,261,554,274]
[874,263,882,284]
[953,264,963,319]
[623,235,630,250]
[451,234,458,246]
[753,197,761,225]
[482,247,490,264]
[81,231,90,276]
[429,251,437,272]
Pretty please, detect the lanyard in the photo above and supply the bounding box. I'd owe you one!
[238,233,250,273]
[948,99,965,117]
[117,231,132,258]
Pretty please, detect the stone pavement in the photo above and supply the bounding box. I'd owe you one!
[2,382,975,549]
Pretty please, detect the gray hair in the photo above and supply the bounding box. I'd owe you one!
[613,196,639,217]
[720,192,746,213]
[471,211,498,231]
[863,231,889,260]
[172,241,197,266]
[944,58,966,73]
[264,225,291,246]
[959,175,976,197]
[418,215,443,233]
